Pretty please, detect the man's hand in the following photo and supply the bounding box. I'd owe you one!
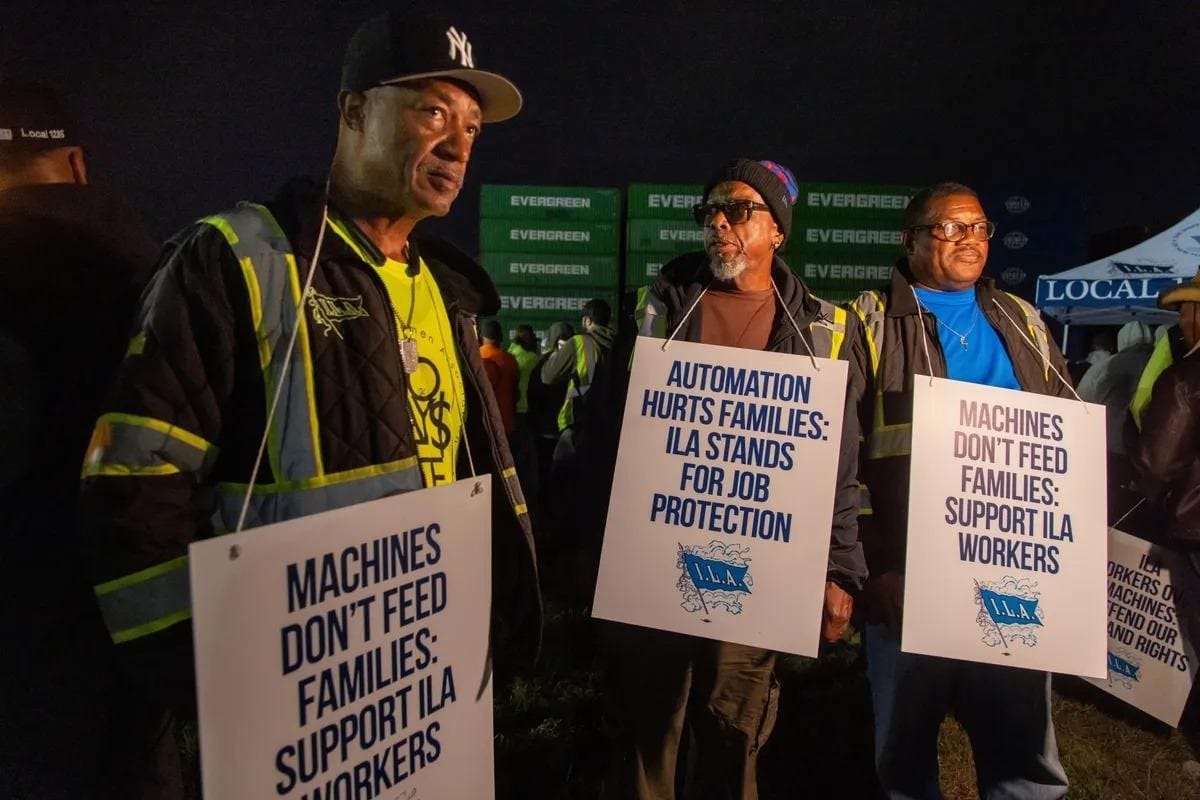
[822,581,854,642]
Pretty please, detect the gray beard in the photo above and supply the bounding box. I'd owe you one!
[709,251,749,281]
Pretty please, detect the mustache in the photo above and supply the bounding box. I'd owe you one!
[423,161,464,187]
[706,234,744,252]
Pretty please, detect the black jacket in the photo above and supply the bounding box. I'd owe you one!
[633,252,869,592]
[80,178,540,712]
[0,182,160,798]
[850,262,1074,576]
[1133,348,1200,546]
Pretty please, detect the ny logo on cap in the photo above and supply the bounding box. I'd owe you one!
[446,26,474,68]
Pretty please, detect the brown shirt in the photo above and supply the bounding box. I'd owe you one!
[698,286,777,349]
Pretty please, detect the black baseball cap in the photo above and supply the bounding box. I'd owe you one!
[0,81,79,152]
[341,12,522,123]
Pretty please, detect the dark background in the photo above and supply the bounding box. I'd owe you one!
[3,1,1198,252]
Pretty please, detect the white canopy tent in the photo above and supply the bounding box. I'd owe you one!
[1035,210,1200,336]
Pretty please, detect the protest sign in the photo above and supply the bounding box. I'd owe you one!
[1085,528,1199,726]
[901,377,1108,677]
[592,335,848,656]
[190,477,494,799]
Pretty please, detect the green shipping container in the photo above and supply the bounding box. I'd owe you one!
[785,248,898,286]
[495,285,618,319]
[792,220,904,253]
[480,219,619,255]
[795,182,922,222]
[626,218,706,254]
[480,184,621,221]
[624,252,668,286]
[626,183,706,220]
[482,252,619,289]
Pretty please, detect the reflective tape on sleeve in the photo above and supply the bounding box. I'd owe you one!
[94,556,192,644]
[82,413,218,479]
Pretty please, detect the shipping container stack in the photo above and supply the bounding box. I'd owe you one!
[479,184,621,343]
[787,182,921,305]
[623,183,708,294]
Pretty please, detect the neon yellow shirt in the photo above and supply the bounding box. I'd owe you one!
[329,219,464,486]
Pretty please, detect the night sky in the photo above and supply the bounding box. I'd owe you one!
[4,1,1198,251]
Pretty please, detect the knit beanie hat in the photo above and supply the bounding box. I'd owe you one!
[704,158,800,243]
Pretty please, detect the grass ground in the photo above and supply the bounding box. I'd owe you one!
[179,599,1200,798]
[491,601,1200,800]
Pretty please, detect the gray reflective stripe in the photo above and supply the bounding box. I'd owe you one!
[84,414,217,478]
[203,204,322,481]
[212,463,424,532]
[94,558,191,643]
[867,425,912,459]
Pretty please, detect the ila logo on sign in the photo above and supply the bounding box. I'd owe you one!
[446,26,474,68]
[1005,195,1031,214]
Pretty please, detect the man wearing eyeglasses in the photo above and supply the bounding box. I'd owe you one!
[602,159,868,800]
[850,182,1073,799]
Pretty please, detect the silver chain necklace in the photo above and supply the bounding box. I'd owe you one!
[932,303,979,350]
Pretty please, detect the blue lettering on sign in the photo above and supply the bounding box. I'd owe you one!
[1108,651,1141,682]
[979,588,1044,626]
[682,553,751,593]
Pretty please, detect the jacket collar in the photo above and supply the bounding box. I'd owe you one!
[265,177,500,316]
[887,257,999,317]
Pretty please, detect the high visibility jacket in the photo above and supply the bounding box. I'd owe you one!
[509,343,540,414]
[541,325,615,431]
[80,180,539,682]
[848,265,1073,575]
[633,251,869,591]
[1130,334,1175,429]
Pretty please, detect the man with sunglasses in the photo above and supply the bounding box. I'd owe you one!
[850,182,1073,799]
[602,159,868,800]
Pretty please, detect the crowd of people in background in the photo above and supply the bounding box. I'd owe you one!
[4,8,1200,800]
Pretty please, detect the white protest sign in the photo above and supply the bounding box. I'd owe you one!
[592,335,848,656]
[902,377,1108,677]
[190,477,494,799]
[1085,528,1199,726]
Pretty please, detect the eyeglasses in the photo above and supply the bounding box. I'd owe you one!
[907,220,997,242]
[692,200,772,227]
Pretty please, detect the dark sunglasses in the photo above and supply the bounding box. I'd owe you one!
[691,200,772,227]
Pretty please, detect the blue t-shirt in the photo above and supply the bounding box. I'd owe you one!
[913,287,1020,390]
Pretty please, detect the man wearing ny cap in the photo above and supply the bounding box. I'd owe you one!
[79,12,539,791]
[0,81,169,798]
[602,159,867,800]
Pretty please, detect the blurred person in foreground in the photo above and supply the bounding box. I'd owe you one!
[0,81,166,798]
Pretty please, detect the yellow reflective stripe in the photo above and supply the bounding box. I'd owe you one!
[867,424,911,459]
[125,331,147,358]
[502,467,517,478]
[219,456,420,495]
[111,610,193,644]
[851,295,881,377]
[94,554,189,596]
[87,463,180,477]
[201,214,240,245]
[238,256,270,371]
[513,503,528,516]
[829,306,847,360]
[327,216,375,265]
[284,251,324,477]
